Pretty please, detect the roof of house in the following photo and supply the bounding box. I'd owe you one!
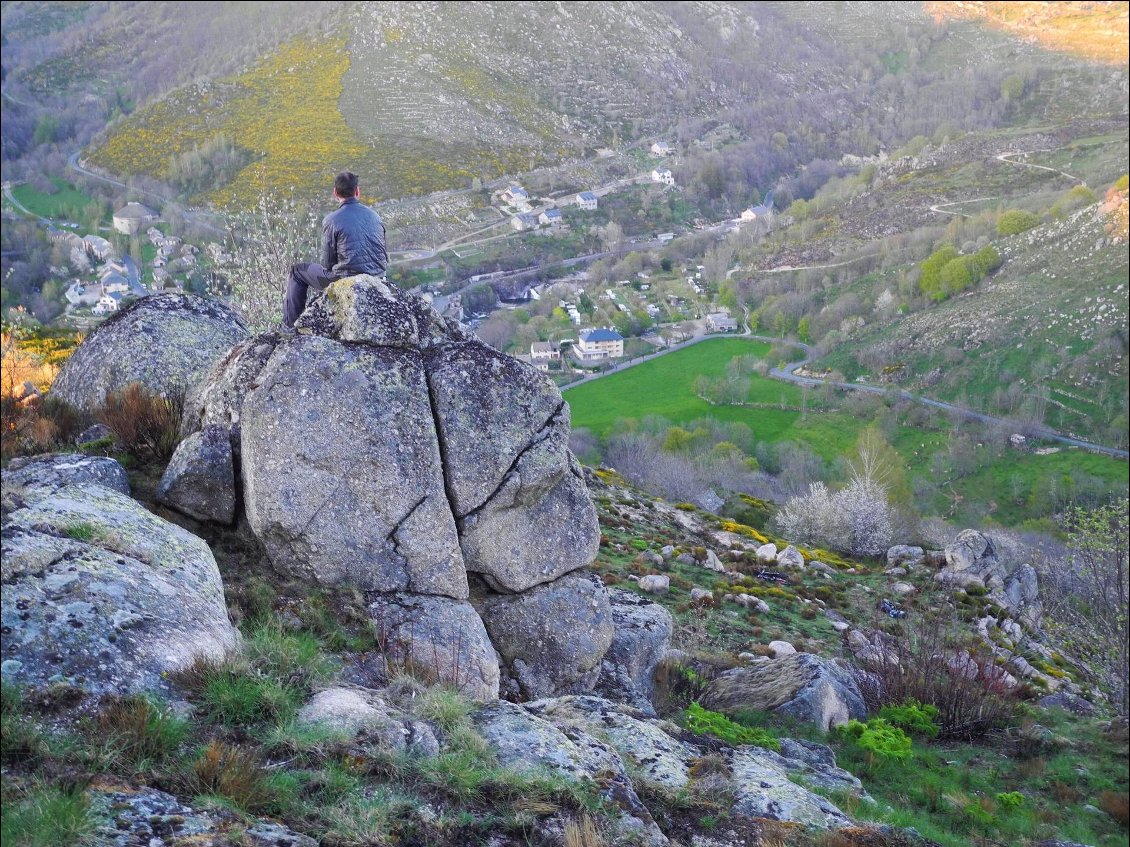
[581,328,623,342]
[578,191,597,202]
[531,341,556,353]
[654,168,672,176]
[84,234,112,247]
[508,185,528,197]
[114,202,157,220]
[542,208,562,219]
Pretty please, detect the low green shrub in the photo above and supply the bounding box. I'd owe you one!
[878,700,940,738]
[836,718,912,763]
[684,702,780,750]
[0,784,94,847]
[995,791,1024,809]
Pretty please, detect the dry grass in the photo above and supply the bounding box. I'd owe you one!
[1098,790,1130,826]
[95,382,184,463]
[192,740,271,810]
[563,814,604,847]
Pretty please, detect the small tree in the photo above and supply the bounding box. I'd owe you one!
[213,193,322,333]
[1042,499,1129,715]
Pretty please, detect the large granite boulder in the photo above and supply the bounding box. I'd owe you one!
[1,468,240,694]
[368,593,499,702]
[241,335,466,597]
[477,572,613,700]
[596,589,674,713]
[1002,563,1042,626]
[50,294,248,411]
[181,333,281,448]
[701,653,866,730]
[427,341,599,592]
[729,747,852,829]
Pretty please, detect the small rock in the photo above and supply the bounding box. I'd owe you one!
[892,582,916,596]
[690,587,714,603]
[638,574,670,594]
[756,543,778,563]
[884,566,908,577]
[660,545,676,559]
[830,620,850,633]
[776,545,805,569]
[768,640,796,658]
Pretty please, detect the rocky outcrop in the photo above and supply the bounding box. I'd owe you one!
[50,293,248,410]
[595,589,674,713]
[156,424,236,523]
[1002,563,1042,625]
[4,453,130,496]
[887,545,925,568]
[368,593,499,702]
[478,572,613,700]
[479,695,857,835]
[701,653,867,730]
[1,462,240,695]
[938,529,1005,590]
[157,276,605,701]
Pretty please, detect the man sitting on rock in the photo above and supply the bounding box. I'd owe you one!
[283,170,388,329]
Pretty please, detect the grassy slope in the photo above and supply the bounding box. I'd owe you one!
[566,338,1128,526]
[10,179,97,221]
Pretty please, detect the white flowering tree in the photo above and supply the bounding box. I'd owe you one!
[211,194,322,333]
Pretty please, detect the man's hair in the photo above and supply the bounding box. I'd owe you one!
[334,171,359,198]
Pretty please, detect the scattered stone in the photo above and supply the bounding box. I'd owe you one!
[892,581,916,596]
[886,545,925,569]
[297,686,437,754]
[704,548,726,572]
[756,542,778,563]
[734,594,770,613]
[690,587,714,602]
[769,640,797,658]
[808,560,836,577]
[885,566,908,577]
[776,545,805,569]
[660,544,676,558]
[830,620,850,633]
[639,574,670,594]
[1038,691,1098,716]
[729,747,852,829]
[74,423,113,447]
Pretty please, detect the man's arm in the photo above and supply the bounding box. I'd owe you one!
[321,216,336,270]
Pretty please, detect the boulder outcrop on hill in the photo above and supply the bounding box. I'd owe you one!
[50,293,249,410]
[1,455,240,694]
[701,653,867,730]
[163,276,604,701]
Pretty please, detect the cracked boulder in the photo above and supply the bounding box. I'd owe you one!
[368,593,499,702]
[50,293,249,411]
[1,468,240,695]
[428,340,599,592]
[476,572,613,700]
[595,588,674,713]
[240,335,466,597]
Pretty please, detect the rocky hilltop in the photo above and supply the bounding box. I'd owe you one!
[2,287,1125,847]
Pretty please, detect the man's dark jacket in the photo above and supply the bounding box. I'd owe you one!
[321,197,388,277]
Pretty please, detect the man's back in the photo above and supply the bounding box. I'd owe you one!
[322,197,387,277]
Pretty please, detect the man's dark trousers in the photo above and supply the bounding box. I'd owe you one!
[284,263,339,328]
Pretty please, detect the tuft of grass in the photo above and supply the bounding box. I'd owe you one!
[88,695,188,773]
[61,523,97,542]
[0,783,94,847]
[190,739,296,814]
[564,814,605,847]
[684,702,780,750]
[244,621,340,688]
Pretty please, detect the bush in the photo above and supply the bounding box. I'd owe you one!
[90,695,189,772]
[775,478,892,557]
[878,700,940,738]
[95,382,185,463]
[850,606,1018,739]
[997,209,1039,236]
[684,702,780,750]
[995,791,1024,809]
[836,718,912,763]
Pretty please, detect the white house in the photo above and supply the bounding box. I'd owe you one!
[510,213,537,232]
[576,191,598,211]
[706,311,738,332]
[576,327,624,360]
[651,168,675,186]
[529,341,561,371]
[539,208,563,226]
[650,141,673,156]
[93,292,123,315]
[83,235,113,262]
[101,273,130,294]
[503,185,530,210]
[112,202,158,235]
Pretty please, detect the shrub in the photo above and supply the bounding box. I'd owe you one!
[775,478,892,558]
[684,702,779,750]
[191,740,275,812]
[836,718,912,763]
[851,606,1018,739]
[995,791,1024,809]
[95,382,185,463]
[1099,790,1129,826]
[997,209,1039,236]
[878,700,940,738]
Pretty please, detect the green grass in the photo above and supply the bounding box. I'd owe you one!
[10,179,98,222]
[0,784,94,847]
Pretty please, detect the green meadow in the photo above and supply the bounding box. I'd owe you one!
[565,338,1128,527]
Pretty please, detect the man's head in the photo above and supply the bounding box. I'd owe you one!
[333,171,360,201]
